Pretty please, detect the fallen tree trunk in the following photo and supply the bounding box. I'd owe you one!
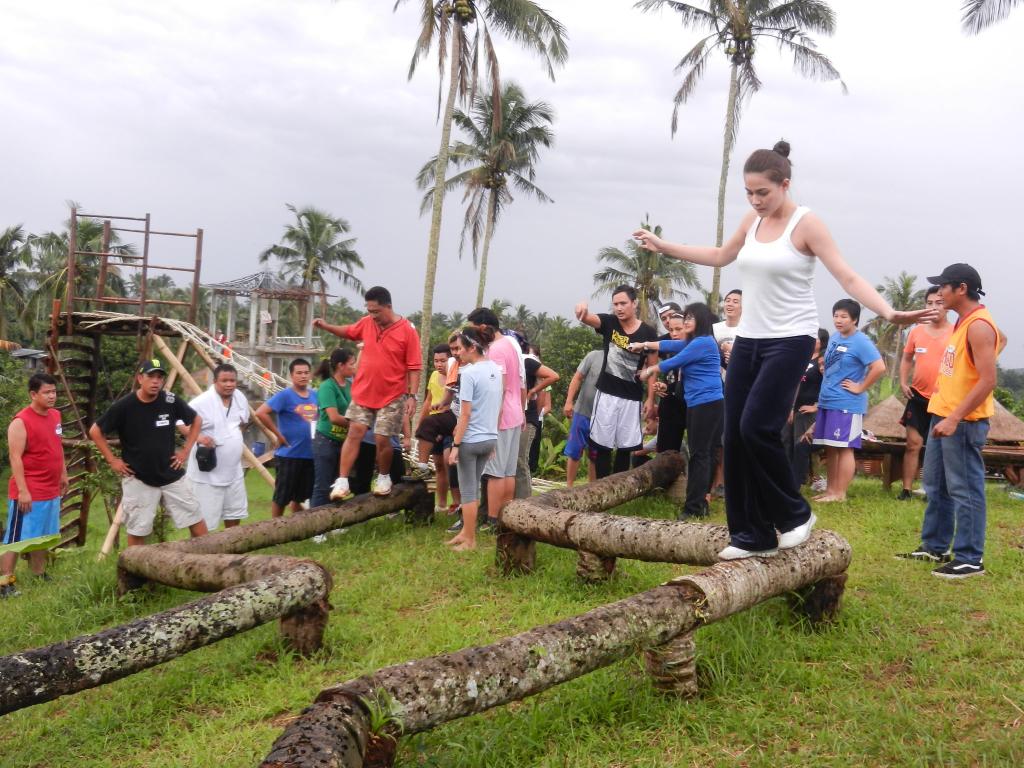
[262,532,851,767]
[0,484,431,716]
[497,452,686,577]
[0,563,328,716]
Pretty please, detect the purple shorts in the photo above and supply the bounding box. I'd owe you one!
[812,407,863,448]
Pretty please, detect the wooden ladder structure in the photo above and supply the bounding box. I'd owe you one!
[46,209,204,549]
[45,326,101,548]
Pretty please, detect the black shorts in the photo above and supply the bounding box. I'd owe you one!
[900,389,932,442]
[415,410,457,449]
[273,456,315,506]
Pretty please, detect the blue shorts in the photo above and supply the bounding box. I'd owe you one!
[812,407,863,449]
[564,412,592,461]
[4,497,61,545]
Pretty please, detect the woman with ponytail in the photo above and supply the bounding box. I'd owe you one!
[446,326,502,551]
[634,140,935,559]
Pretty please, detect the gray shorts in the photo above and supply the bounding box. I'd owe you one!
[483,426,521,478]
[457,440,496,503]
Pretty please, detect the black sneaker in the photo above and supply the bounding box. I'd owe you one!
[932,560,985,579]
[479,517,499,533]
[896,489,913,501]
[446,518,464,534]
[895,548,952,563]
[35,572,53,582]
[0,582,21,599]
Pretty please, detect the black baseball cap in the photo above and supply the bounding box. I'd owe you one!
[138,358,167,375]
[927,263,985,296]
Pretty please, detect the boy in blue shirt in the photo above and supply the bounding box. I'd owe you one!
[813,299,885,502]
[255,359,319,517]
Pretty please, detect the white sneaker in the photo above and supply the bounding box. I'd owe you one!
[329,477,352,501]
[311,534,327,544]
[718,545,779,560]
[810,476,827,493]
[372,473,393,496]
[778,513,816,550]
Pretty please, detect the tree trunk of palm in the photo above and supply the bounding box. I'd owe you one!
[474,190,497,308]
[0,287,7,341]
[709,64,740,315]
[418,27,463,396]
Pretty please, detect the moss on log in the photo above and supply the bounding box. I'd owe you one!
[0,563,328,715]
[263,540,851,765]
[0,484,431,716]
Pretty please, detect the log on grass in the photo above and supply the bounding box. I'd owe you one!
[262,532,851,767]
[498,452,686,577]
[0,563,328,716]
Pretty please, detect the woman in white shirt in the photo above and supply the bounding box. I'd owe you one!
[634,140,934,559]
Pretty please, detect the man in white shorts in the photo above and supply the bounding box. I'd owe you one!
[181,363,250,531]
[574,286,658,478]
[90,359,208,546]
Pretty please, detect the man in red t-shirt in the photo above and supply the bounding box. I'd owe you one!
[898,286,953,499]
[2,373,68,598]
[314,286,422,499]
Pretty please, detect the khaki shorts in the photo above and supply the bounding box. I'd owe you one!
[192,476,248,531]
[121,475,203,537]
[346,396,405,437]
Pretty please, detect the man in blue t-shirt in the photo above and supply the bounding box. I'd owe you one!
[812,299,885,502]
[255,359,319,517]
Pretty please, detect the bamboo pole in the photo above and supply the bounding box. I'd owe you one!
[97,503,124,561]
[151,334,275,488]
[164,339,189,389]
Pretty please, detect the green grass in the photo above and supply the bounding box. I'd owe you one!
[2,476,1024,767]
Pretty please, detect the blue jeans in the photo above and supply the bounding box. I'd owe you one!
[920,416,989,564]
[311,431,343,507]
[724,336,815,550]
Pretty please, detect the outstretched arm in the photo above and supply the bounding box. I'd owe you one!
[633,212,754,268]
[312,318,352,338]
[803,214,938,326]
[573,301,601,329]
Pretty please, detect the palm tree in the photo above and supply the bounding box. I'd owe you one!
[636,0,845,312]
[592,217,701,326]
[0,225,32,341]
[416,82,555,306]
[260,204,364,341]
[488,297,512,326]
[962,0,1021,33]
[863,271,925,385]
[395,0,568,388]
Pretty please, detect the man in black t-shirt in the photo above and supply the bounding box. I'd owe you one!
[574,285,658,478]
[89,359,208,546]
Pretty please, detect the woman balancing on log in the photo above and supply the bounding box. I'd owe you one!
[634,140,936,560]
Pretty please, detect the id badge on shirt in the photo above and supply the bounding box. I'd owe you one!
[155,414,170,427]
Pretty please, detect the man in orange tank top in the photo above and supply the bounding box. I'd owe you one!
[896,264,1000,579]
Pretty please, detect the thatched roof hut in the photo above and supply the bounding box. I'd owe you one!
[864,395,1024,444]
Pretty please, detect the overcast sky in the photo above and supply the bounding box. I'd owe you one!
[2,1,1022,364]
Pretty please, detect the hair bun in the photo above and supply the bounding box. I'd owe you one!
[772,139,791,158]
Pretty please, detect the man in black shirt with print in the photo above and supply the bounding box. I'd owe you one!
[574,285,659,478]
[89,359,208,546]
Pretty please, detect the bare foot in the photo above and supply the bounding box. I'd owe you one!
[445,535,465,547]
[815,494,846,503]
[450,540,476,551]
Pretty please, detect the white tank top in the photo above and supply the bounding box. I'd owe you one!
[735,205,818,339]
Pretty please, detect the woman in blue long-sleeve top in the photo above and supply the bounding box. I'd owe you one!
[631,303,724,519]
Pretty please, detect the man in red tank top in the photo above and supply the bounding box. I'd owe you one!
[1,373,68,598]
